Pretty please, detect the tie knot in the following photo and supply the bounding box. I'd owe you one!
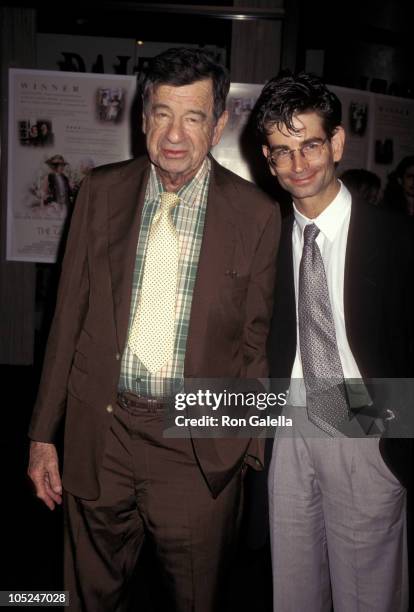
[303,223,320,246]
[160,192,180,210]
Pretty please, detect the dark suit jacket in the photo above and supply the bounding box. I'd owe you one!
[268,198,414,486]
[29,156,281,500]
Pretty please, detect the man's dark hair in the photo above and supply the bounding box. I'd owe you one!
[255,70,342,140]
[340,168,381,204]
[340,168,381,193]
[140,47,230,122]
[393,155,414,180]
[381,155,414,213]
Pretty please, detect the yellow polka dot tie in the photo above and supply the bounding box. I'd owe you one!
[128,192,180,373]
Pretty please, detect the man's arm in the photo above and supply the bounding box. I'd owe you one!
[29,175,90,440]
[240,200,280,471]
[28,174,91,508]
[244,202,281,378]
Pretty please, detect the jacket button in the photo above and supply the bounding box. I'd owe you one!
[115,353,121,361]
[106,404,113,413]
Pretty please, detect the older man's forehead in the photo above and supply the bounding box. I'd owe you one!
[151,80,213,102]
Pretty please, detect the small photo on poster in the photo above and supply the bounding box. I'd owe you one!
[25,155,97,221]
[26,154,76,220]
[348,102,368,137]
[96,87,125,123]
[18,118,54,147]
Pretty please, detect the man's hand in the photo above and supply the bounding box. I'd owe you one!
[28,441,62,510]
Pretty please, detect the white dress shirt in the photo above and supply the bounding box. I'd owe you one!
[288,181,365,406]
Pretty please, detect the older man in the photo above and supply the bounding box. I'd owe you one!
[28,48,280,611]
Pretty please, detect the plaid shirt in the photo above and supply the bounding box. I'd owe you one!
[118,158,210,398]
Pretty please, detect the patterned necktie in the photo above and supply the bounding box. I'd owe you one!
[128,192,180,373]
[298,223,351,435]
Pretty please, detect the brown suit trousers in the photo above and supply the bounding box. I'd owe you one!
[64,399,244,611]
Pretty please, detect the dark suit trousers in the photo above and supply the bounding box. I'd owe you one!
[64,400,243,612]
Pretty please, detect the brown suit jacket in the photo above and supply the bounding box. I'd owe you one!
[29,156,280,499]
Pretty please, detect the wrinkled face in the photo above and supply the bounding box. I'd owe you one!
[143,79,227,188]
[262,112,345,209]
[401,165,414,198]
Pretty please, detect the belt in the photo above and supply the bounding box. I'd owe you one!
[117,391,168,414]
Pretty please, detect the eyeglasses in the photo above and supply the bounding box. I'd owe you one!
[268,138,328,169]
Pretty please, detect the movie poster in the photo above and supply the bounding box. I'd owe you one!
[212,83,263,182]
[329,85,372,175]
[370,94,414,187]
[7,69,137,262]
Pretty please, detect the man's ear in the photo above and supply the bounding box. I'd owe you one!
[212,110,229,147]
[142,111,147,135]
[262,144,277,176]
[331,126,345,163]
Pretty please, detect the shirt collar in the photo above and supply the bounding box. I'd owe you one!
[293,180,352,243]
[148,158,210,207]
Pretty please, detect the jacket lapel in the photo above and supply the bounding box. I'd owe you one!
[107,158,150,352]
[344,198,380,376]
[184,159,237,376]
[269,215,297,378]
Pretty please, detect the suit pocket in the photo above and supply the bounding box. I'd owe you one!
[68,359,88,401]
[376,439,403,488]
[378,438,405,488]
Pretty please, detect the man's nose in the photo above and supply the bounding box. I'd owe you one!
[290,149,308,173]
[165,117,185,142]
